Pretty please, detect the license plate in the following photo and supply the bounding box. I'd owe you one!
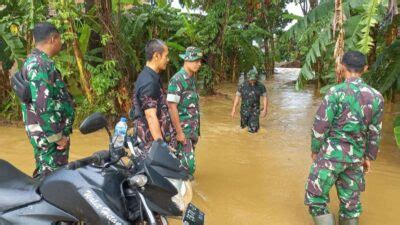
[183,203,205,225]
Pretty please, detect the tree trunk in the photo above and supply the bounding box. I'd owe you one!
[205,0,232,94]
[315,59,323,91]
[261,18,268,75]
[269,31,275,75]
[216,0,231,84]
[85,0,102,66]
[387,0,398,103]
[368,25,379,67]
[261,1,275,77]
[219,47,226,83]
[386,14,399,45]
[310,0,318,9]
[299,0,318,15]
[167,66,171,81]
[61,0,94,103]
[97,0,131,115]
[246,0,255,22]
[68,20,94,104]
[0,63,11,101]
[231,50,238,83]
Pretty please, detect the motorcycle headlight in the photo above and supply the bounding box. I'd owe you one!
[128,174,148,187]
[166,178,193,212]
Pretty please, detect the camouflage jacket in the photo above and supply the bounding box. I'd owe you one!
[167,68,200,139]
[133,66,177,151]
[21,48,75,143]
[311,77,384,163]
[236,81,267,110]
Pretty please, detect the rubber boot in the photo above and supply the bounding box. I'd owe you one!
[339,217,359,225]
[313,214,336,225]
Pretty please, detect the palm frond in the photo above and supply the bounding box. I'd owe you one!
[357,0,384,54]
[365,39,400,95]
[0,24,26,68]
[296,28,333,89]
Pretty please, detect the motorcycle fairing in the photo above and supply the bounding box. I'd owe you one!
[0,159,41,212]
[138,164,181,216]
[0,199,78,225]
[145,140,189,180]
[40,165,129,225]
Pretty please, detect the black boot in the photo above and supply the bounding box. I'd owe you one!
[313,213,335,225]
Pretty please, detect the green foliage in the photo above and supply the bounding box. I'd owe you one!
[364,39,400,96]
[198,64,213,95]
[297,28,333,89]
[283,0,397,96]
[0,92,21,121]
[395,116,400,148]
[89,60,122,96]
[357,0,385,54]
[0,24,26,68]
[78,24,91,55]
[8,0,393,125]
[74,97,116,127]
[282,0,335,41]
[282,0,336,89]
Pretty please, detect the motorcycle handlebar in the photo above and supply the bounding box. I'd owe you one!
[66,150,110,170]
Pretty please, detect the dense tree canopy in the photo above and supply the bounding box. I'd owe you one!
[0,0,398,127]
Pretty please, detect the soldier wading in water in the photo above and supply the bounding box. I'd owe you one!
[304,51,384,225]
[231,68,268,133]
[167,47,203,177]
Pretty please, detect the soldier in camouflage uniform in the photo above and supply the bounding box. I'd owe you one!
[231,68,268,133]
[21,23,75,178]
[132,39,177,153]
[167,47,202,176]
[304,51,384,225]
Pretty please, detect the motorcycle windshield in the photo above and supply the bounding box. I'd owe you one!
[145,140,189,180]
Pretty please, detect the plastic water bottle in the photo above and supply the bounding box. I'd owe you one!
[113,117,128,149]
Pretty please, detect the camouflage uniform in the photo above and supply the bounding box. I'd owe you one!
[236,70,267,133]
[133,66,177,153]
[167,67,201,175]
[305,77,384,219]
[21,48,75,177]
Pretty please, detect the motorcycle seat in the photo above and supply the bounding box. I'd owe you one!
[0,159,41,212]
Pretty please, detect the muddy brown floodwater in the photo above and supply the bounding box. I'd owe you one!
[1,68,399,225]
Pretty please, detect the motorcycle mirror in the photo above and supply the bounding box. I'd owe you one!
[79,112,108,135]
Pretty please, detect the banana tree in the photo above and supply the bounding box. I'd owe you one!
[395,116,400,148]
[282,0,393,92]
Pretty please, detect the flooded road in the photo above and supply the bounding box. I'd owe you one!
[1,68,399,224]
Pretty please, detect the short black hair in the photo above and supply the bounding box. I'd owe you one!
[33,22,59,43]
[342,51,367,73]
[145,39,166,61]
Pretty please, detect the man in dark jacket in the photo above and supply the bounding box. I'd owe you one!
[132,39,177,153]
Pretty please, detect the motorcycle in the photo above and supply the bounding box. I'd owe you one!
[0,112,205,225]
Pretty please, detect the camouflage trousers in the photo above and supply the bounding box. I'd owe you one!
[29,135,69,178]
[240,107,260,133]
[304,158,365,219]
[134,119,177,153]
[177,137,198,175]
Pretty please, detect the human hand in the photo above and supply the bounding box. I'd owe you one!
[311,152,318,161]
[261,109,267,118]
[231,109,236,118]
[56,136,69,151]
[363,158,371,174]
[177,131,186,144]
[168,146,177,153]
